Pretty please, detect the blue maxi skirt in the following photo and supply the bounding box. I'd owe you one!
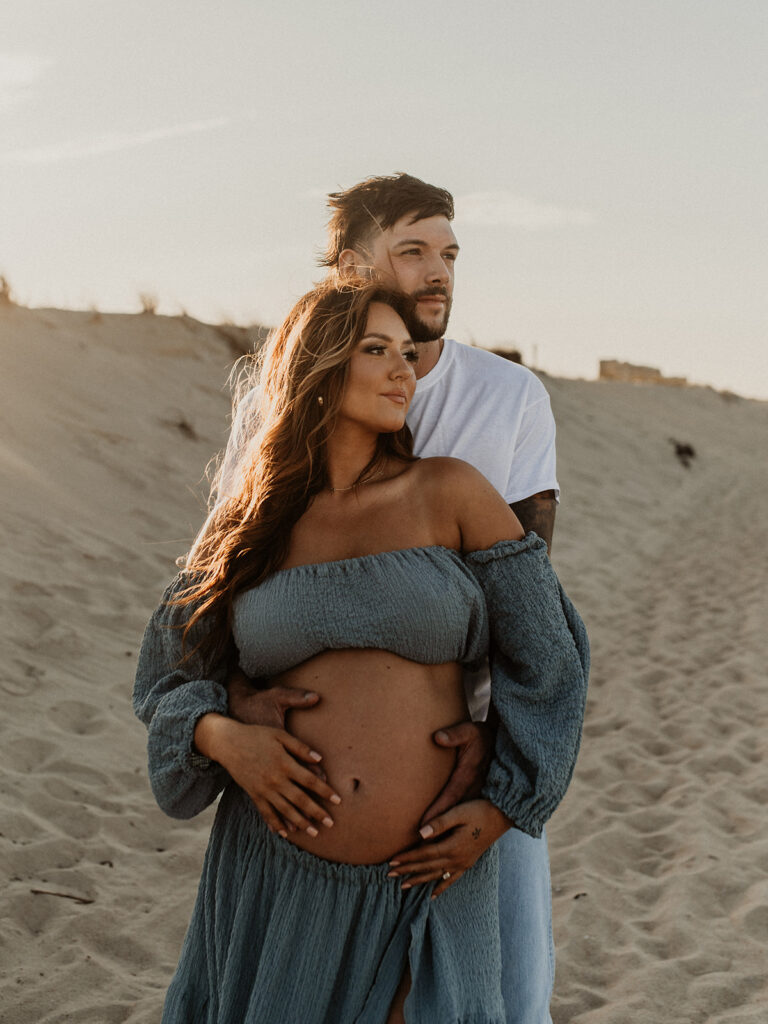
[162,785,504,1023]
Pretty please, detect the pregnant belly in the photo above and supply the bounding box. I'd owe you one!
[275,649,467,864]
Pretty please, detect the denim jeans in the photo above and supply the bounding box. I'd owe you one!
[498,826,555,1024]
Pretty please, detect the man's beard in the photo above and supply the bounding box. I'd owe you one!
[406,287,452,343]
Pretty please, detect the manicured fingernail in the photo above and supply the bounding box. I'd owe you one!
[389,860,400,867]
[322,817,334,828]
[419,825,434,839]
[386,871,398,878]
[306,826,319,837]
[401,883,412,890]
[435,731,449,742]
[278,830,287,839]
[330,794,341,805]
[304,691,318,701]
[310,750,322,762]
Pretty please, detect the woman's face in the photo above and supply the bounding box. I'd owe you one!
[337,302,418,435]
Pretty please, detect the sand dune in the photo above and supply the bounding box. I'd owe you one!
[1,305,766,1022]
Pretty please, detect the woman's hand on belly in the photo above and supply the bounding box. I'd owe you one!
[193,713,342,837]
[386,798,511,897]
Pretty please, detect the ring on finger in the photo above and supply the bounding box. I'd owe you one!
[441,870,451,880]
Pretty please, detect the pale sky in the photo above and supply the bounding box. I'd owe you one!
[2,0,767,398]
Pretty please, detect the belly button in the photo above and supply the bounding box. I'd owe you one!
[340,776,361,795]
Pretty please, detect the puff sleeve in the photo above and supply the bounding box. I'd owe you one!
[464,534,589,838]
[133,574,232,819]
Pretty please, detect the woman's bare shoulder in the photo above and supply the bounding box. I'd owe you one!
[411,456,486,488]
[411,458,524,552]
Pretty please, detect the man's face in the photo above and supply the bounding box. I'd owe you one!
[361,214,459,342]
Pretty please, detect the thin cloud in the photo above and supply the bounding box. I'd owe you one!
[0,52,53,109]
[1,116,235,166]
[455,191,594,230]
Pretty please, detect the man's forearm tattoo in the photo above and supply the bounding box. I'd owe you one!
[510,491,557,554]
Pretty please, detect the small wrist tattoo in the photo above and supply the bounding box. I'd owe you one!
[472,827,481,840]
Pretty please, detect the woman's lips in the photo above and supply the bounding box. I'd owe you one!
[382,392,407,404]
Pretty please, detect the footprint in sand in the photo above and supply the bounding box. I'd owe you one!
[1,659,46,697]
[46,700,108,736]
[5,736,58,773]
[742,904,768,942]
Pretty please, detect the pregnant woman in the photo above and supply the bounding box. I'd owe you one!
[134,279,588,1023]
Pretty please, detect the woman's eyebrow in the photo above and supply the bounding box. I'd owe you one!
[360,332,414,345]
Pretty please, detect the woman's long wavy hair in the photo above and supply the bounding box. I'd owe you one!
[174,277,417,666]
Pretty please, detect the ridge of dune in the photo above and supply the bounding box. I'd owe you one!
[1,306,766,1023]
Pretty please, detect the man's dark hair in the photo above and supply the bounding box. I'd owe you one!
[320,173,454,268]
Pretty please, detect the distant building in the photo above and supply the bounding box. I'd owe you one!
[599,359,687,387]
[489,347,524,365]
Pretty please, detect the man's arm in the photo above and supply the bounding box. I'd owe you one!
[510,489,557,554]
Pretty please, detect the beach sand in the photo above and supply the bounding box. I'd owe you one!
[1,305,766,1022]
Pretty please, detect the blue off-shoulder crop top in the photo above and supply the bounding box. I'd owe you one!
[232,546,489,678]
[134,534,589,837]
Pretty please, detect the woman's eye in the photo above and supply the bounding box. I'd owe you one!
[364,345,384,355]
[405,350,419,363]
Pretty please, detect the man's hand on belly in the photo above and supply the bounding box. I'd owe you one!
[419,720,495,825]
[227,667,321,731]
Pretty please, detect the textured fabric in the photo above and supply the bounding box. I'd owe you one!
[467,536,590,839]
[233,545,488,678]
[133,574,231,819]
[161,785,504,1024]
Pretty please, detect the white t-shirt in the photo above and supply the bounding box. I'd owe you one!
[407,338,559,502]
